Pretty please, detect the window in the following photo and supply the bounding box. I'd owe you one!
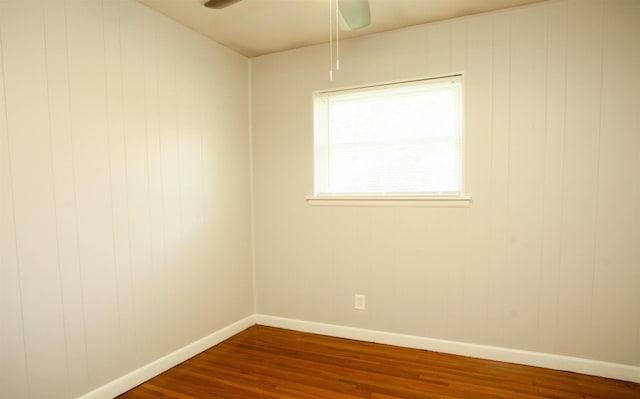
[313,75,465,203]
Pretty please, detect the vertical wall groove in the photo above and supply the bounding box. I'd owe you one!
[535,6,550,351]
[63,0,90,388]
[0,12,31,397]
[587,0,605,339]
[553,0,569,355]
[41,5,71,396]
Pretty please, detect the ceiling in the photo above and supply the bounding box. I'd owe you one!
[136,0,547,58]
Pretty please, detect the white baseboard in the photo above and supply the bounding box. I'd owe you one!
[255,314,640,384]
[78,315,256,399]
[77,312,639,399]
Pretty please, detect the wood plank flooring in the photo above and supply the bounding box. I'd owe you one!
[117,325,640,398]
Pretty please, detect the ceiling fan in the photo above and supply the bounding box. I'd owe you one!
[203,0,371,31]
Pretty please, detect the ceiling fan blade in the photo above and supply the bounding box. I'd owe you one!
[204,0,242,9]
[338,0,371,31]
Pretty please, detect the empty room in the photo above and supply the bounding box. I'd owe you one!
[1,0,639,398]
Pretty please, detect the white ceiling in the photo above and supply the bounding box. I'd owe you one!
[136,0,547,58]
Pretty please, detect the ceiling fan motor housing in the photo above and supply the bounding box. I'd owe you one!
[204,0,371,32]
[204,0,242,10]
[338,0,371,31]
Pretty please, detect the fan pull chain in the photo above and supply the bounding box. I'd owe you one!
[329,0,333,80]
[336,0,340,71]
[329,0,342,80]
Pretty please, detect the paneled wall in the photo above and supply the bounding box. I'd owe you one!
[0,1,252,398]
[251,0,640,368]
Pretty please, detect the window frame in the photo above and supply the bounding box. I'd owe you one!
[308,74,471,207]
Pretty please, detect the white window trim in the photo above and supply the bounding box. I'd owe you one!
[308,73,470,207]
[306,195,472,208]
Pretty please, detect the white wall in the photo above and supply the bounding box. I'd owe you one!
[251,0,640,370]
[0,1,253,398]
[2,0,639,397]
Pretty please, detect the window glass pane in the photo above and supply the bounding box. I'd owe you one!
[315,76,462,196]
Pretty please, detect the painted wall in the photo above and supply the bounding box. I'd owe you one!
[251,0,640,369]
[0,1,253,398]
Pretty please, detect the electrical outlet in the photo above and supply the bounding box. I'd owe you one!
[354,294,366,310]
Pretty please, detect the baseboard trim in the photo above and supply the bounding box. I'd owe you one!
[76,312,639,398]
[78,315,256,399]
[255,314,640,384]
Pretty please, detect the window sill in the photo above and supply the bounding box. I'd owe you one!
[305,196,472,208]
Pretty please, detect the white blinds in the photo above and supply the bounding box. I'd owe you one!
[314,76,463,196]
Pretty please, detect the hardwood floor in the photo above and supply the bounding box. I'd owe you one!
[117,325,640,399]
